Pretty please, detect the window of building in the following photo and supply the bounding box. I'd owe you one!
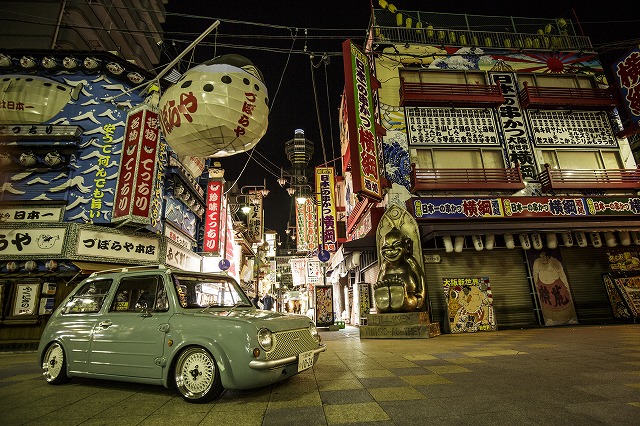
[517,73,597,89]
[411,148,505,169]
[400,69,488,85]
[541,149,622,169]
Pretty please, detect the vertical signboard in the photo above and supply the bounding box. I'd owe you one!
[342,39,383,201]
[203,179,223,254]
[614,46,640,127]
[246,194,264,243]
[112,104,160,225]
[315,167,338,252]
[296,198,318,253]
[489,72,536,179]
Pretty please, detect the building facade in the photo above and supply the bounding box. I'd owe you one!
[338,7,640,331]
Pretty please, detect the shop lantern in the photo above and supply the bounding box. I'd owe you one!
[159,54,269,158]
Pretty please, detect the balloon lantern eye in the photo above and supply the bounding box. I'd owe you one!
[221,75,232,84]
[180,80,192,88]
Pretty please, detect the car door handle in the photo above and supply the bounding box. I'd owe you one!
[98,320,112,328]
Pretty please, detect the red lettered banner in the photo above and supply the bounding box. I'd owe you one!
[112,105,160,224]
[113,109,143,219]
[131,109,160,218]
[203,180,223,254]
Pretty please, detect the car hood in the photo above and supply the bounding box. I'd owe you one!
[191,308,314,331]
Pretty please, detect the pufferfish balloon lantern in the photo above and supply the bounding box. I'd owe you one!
[159,54,269,158]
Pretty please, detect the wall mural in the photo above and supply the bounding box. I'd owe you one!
[1,68,146,225]
[377,44,607,197]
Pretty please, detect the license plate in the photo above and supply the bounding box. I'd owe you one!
[298,350,314,372]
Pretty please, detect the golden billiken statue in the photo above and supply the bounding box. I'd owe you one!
[374,227,426,313]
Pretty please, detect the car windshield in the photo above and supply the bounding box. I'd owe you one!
[171,274,252,309]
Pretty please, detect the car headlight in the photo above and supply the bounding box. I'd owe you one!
[309,322,320,342]
[257,328,273,351]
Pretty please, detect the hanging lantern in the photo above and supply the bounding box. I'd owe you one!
[519,234,531,250]
[25,260,37,271]
[45,260,58,271]
[6,261,17,272]
[159,54,269,158]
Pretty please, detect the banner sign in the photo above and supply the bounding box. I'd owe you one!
[0,226,66,256]
[406,107,499,146]
[112,104,160,225]
[613,46,640,126]
[296,198,318,253]
[342,39,382,201]
[203,180,223,254]
[246,194,263,243]
[412,196,640,220]
[489,72,535,179]
[315,167,338,252]
[164,239,201,272]
[0,206,63,223]
[75,228,159,263]
[530,110,617,147]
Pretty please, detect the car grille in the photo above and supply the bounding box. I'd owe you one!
[266,328,318,361]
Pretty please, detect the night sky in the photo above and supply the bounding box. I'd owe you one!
[162,1,638,238]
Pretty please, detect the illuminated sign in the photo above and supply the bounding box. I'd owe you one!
[203,180,223,254]
[411,196,640,220]
[342,39,382,201]
[614,46,640,126]
[112,104,160,225]
[315,167,338,252]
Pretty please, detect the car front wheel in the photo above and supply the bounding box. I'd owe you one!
[42,342,70,385]
[173,347,223,403]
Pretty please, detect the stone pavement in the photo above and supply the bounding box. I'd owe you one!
[1,324,640,425]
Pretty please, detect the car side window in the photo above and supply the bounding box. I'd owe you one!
[110,275,168,313]
[62,279,113,314]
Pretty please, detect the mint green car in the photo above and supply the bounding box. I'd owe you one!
[37,266,325,403]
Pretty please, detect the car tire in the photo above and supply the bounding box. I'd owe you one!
[42,342,70,385]
[173,346,223,403]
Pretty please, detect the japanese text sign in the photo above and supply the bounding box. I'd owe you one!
[315,167,338,252]
[203,180,223,254]
[112,104,160,225]
[342,39,382,201]
[614,46,640,126]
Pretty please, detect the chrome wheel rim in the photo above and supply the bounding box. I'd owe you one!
[43,343,64,382]
[175,348,215,399]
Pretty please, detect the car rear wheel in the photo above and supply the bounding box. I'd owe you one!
[173,347,223,403]
[42,342,70,385]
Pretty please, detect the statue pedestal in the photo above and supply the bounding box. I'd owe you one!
[359,311,440,339]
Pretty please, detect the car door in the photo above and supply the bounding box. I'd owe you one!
[88,273,172,379]
[57,278,113,374]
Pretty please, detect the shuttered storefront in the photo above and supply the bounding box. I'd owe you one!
[559,246,616,324]
[423,249,538,332]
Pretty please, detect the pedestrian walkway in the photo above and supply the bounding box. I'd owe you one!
[1,324,639,425]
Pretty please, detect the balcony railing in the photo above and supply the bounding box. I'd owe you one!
[519,82,617,110]
[538,164,640,191]
[400,79,504,107]
[410,163,525,191]
[370,25,593,52]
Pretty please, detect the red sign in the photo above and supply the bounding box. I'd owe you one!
[203,180,223,254]
[112,105,160,225]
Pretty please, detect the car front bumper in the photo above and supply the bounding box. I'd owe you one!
[248,344,326,370]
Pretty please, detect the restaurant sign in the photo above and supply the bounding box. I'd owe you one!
[411,196,640,220]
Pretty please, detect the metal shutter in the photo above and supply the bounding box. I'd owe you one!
[423,249,537,332]
[558,247,616,324]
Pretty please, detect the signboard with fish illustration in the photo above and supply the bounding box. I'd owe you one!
[0,53,150,226]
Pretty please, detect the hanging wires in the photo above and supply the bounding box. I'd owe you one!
[310,53,329,166]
